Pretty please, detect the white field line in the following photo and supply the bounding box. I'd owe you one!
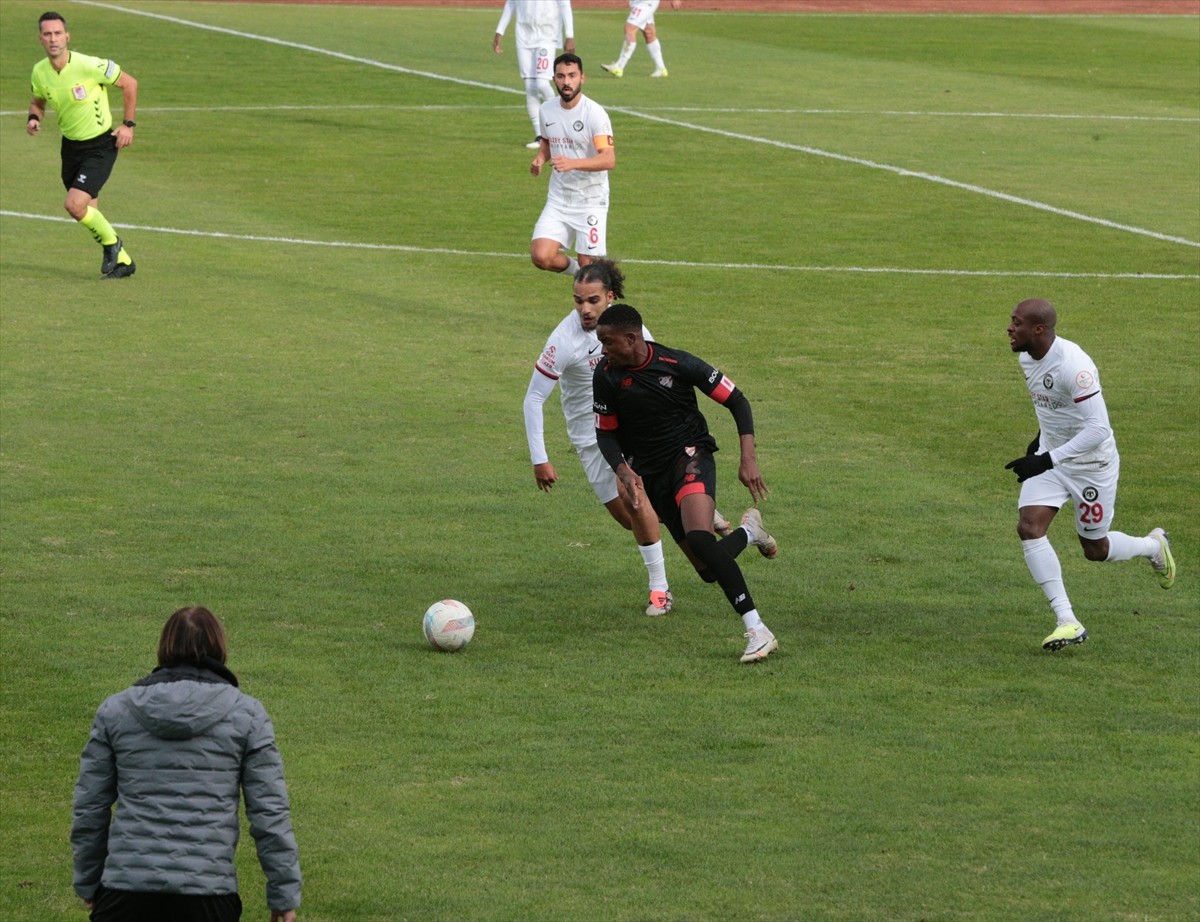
[2,103,1194,122]
[3,211,1196,280]
[66,1,1200,251]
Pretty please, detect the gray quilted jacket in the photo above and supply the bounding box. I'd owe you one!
[71,662,301,910]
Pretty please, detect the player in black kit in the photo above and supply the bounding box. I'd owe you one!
[592,304,779,663]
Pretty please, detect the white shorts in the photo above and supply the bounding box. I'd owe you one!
[627,1,660,30]
[532,201,608,259]
[518,42,555,81]
[576,442,619,505]
[1018,456,1120,539]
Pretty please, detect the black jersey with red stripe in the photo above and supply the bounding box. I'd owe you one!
[593,342,741,475]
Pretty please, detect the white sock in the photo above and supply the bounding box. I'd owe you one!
[742,609,765,632]
[616,41,635,67]
[525,79,543,136]
[1104,531,1157,562]
[1022,537,1077,626]
[638,541,668,593]
[560,255,579,276]
[647,39,666,69]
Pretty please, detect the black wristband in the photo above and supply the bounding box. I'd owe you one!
[27,112,40,122]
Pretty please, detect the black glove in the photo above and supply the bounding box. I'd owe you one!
[1026,431,1040,456]
[1005,451,1053,482]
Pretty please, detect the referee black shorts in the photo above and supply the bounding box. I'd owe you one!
[60,131,119,198]
[640,445,720,545]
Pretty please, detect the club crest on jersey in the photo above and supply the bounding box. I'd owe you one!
[658,375,674,389]
[587,215,598,227]
[1076,370,1095,389]
[1042,374,1054,389]
[684,446,697,457]
[573,120,584,132]
[1082,486,1099,502]
[72,84,87,101]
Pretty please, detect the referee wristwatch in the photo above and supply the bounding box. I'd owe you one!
[122,119,136,128]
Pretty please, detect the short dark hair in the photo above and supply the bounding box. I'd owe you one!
[575,258,625,299]
[157,606,228,667]
[554,52,583,73]
[38,11,66,28]
[597,303,643,332]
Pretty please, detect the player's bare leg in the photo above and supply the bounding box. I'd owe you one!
[530,237,578,275]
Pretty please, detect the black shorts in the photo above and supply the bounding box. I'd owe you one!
[640,446,719,544]
[90,886,243,922]
[61,132,119,197]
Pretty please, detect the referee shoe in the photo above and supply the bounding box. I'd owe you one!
[100,237,124,275]
[104,259,136,280]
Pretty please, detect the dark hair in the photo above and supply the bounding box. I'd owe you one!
[157,606,228,667]
[554,52,583,73]
[597,303,643,332]
[575,258,625,300]
[38,11,66,28]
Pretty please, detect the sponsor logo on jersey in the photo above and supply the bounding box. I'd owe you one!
[539,345,557,371]
[1031,392,1067,410]
[72,84,87,101]
[1076,370,1095,389]
[1082,486,1099,502]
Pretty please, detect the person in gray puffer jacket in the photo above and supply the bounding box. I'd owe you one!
[71,606,301,922]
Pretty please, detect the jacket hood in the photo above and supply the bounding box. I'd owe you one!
[125,663,242,740]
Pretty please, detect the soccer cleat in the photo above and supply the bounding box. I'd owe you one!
[601,63,623,77]
[1042,622,1088,651]
[740,508,778,558]
[649,68,669,78]
[100,237,123,275]
[645,589,673,617]
[713,509,733,537]
[103,260,136,280]
[525,138,541,149]
[1148,527,1175,589]
[740,627,778,663]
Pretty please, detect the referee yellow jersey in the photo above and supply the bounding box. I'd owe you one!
[31,52,122,142]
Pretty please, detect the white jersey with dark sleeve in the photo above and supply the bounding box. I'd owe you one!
[524,311,652,462]
[1019,336,1117,468]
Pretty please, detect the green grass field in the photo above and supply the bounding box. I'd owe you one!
[1,3,1197,920]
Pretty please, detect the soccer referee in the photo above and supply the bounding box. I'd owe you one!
[27,11,137,279]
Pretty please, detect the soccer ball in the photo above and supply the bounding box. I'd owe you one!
[422,599,475,652]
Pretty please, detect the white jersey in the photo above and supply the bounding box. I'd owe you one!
[539,94,613,207]
[524,311,651,462]
[495,0,574,50]
[1019,335,1117,468]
